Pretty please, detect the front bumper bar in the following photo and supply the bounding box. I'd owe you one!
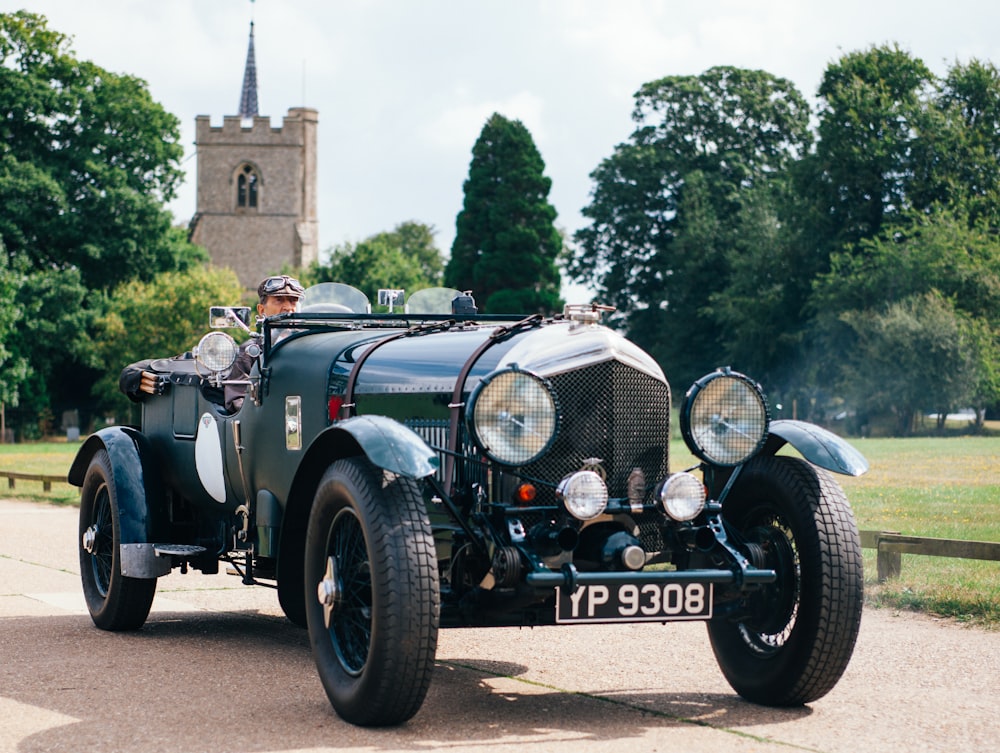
[525,563,777,590]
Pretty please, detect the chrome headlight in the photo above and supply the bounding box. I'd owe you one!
[193,331,239,373]
[680,368,769,466]
[467,367,558,466]
[557,470,608,521]
[659,472,707,521]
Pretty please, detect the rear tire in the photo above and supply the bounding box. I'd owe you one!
[305,457,439,726]
[79,449,156,631]
[708,455,863,705]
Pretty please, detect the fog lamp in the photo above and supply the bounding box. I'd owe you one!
[557,470,608,521]
[659,472,707,521]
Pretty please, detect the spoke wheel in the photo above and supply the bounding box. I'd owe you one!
[79,449,156,631]
[305,457,439,726]
[326,508,372,674]
[708,455,863,706]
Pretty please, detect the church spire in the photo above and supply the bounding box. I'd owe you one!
[238,21,259,119]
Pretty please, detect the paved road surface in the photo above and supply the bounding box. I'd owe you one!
[1,498,997,753]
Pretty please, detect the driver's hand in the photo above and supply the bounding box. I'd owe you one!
[139,371,170,396]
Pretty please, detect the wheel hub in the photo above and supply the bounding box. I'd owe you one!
[742,525,798,636]
[317,555,341,629]
[82,524,98,555]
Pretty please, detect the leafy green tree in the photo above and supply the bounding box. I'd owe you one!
[91,266,245,422]
[392,220,444,284]
[309,221,444,307]
[0,11,195,289]
[839,293,978,435]
[446,113,563,314]
[811,208,1000,430]
[930,59,1000,227]
[813,208,1000,317]
[810,45,936,248]
[569,67,811,387]
[0,250,27,408]
[0,11,206,433]
[2,266,96,437]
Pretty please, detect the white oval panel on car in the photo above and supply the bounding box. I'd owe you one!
[195,412,227,503]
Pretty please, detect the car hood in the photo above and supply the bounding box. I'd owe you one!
[341,320,665,396]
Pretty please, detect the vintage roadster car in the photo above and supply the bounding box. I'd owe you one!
[70,283,868,726]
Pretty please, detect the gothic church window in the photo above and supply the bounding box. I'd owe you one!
[237,164,259,209]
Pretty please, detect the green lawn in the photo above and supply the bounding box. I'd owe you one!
[3,435,998,625]
[838,436,1000,626]
[0,440,80,505]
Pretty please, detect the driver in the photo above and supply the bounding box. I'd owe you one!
[223,275,304,411]
[119,275,305,412]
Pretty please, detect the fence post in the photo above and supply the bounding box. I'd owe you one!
[876,539,902,582]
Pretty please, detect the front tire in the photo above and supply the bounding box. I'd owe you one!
[708,455,863,705]
[79,449,156,630]
[305,457,439,726]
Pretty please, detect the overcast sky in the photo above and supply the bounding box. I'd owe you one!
[13,0,1000,288]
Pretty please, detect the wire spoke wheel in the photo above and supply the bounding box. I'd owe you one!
[86,484,115,597]
[327,508,372,675]
[305,457,439,726]
[708,455,863,706]
[78,448,156,631]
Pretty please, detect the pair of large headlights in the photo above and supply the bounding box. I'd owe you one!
[468,365,770,469]
[468,365,770,523]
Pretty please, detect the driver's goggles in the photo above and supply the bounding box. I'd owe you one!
[260,275,305,296]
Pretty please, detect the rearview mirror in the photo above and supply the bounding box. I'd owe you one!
[209,306,253,331]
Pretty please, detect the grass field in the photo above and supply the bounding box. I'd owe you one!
[2,435,998,625]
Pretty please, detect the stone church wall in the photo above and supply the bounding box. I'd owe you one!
[190,107,318,289]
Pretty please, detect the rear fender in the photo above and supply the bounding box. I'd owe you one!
[68,426,169,545]
[764,419,869,477]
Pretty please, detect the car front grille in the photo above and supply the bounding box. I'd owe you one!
[522,361,669,506]
[407,360,671,553]
[407,360,670,513]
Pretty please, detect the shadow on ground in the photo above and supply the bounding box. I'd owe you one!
[2,610,810,752]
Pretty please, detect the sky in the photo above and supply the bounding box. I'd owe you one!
[11,0,1000,297]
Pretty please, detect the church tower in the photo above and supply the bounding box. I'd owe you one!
[189,21,319,289]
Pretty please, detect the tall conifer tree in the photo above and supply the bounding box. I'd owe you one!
[446,113,563,314]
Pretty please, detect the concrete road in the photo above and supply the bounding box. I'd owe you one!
[2,498,998,753]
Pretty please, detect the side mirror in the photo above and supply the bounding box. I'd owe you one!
[209,306,253,332]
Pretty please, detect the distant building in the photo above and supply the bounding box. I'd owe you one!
[189,21,318,289]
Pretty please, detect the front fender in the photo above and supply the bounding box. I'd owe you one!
[764,419,869,477]
[68,426,168,544]
[327,415,439,479]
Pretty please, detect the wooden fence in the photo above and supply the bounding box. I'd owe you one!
[0,470,68,493]
[860,529,1000,581]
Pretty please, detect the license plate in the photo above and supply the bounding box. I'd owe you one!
[555,580,713,624]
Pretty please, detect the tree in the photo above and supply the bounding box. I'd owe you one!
[91,266,245,422]
[446,113,563,314]
[0,11,206,433]
[309,221,444,306]
[392,220,444,284]
[810,45,936,248]
[930,59,1000,227]
[810,208,1000,430]
[0,12,195,290]
[569,67,811,387]
[839,293,978,435]
[0,250,27,408]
